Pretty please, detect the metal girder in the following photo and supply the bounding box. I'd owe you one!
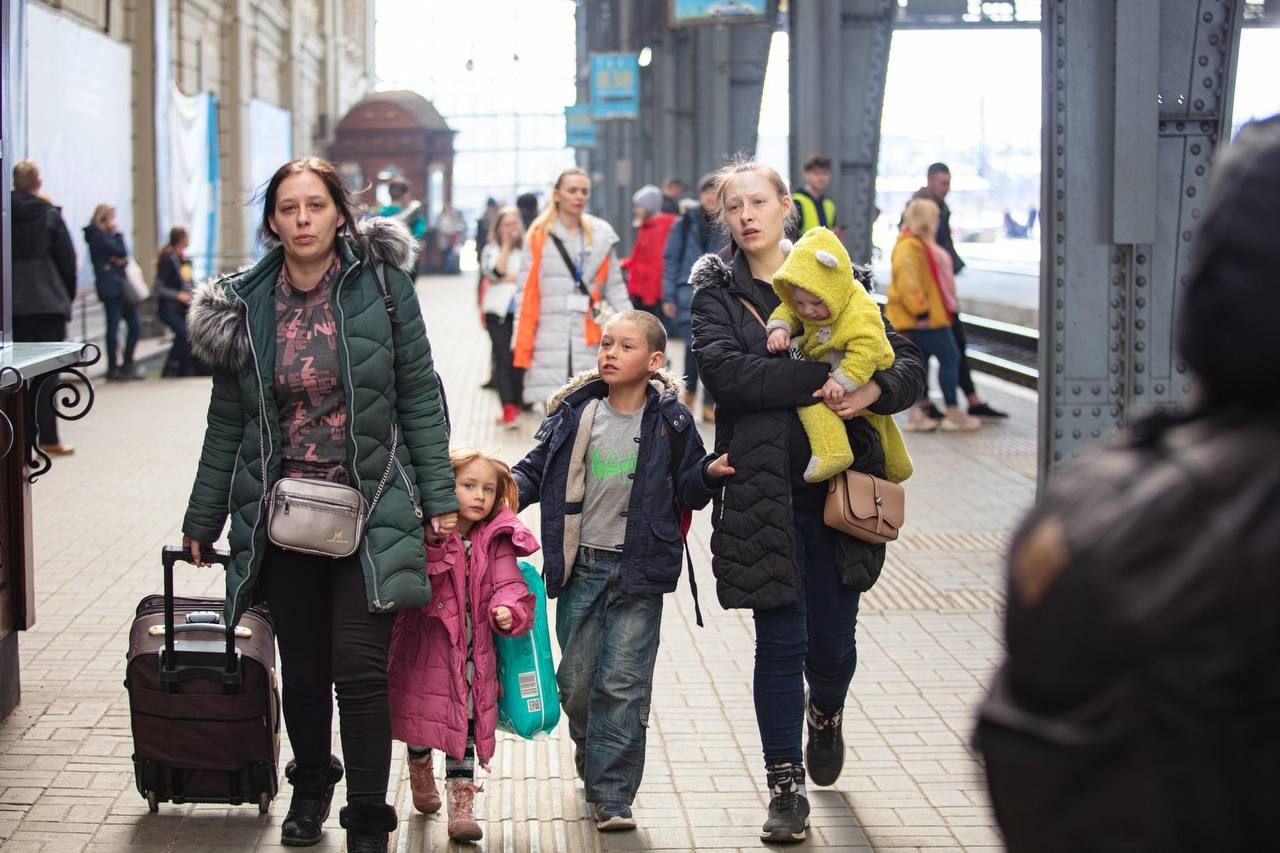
[576,0,771,251]
[789,0,895,265]
[1039,0,1243,483]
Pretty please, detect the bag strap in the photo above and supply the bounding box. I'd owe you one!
[737,295,767,328]
[370,260,398,319]
[548,233,592,298]
[667,420,704,628]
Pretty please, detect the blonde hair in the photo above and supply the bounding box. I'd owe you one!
[529,167,594,244]
[710,156,798,238]
[449,448,519,521]
[486,206,524,250]
[89,203,116,230]
[902,198,940,241]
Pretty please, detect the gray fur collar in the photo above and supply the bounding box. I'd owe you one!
[187,217,418,373]
[546,367,684,412]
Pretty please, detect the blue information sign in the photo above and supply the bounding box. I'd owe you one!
[590,53,640,120]
[565,104,597,147]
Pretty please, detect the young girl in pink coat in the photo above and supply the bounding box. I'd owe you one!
[388,449,538,843]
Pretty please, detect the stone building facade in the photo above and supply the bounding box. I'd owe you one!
[33,0,374,268]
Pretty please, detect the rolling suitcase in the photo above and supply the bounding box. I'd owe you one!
[125,546,280,812]
[495,560,560,739]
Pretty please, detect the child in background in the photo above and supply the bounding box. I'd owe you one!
[387,450,538,843]
[513,310,734,832]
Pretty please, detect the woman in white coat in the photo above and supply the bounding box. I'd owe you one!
[512,168,630,406]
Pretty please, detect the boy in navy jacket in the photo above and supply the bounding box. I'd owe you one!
[513,310,733,831]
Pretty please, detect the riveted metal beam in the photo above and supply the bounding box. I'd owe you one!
[1039,0,1244,485]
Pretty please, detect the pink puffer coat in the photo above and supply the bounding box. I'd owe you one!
[388,507,538,766]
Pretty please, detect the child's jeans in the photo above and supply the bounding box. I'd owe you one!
[554,546,663,805]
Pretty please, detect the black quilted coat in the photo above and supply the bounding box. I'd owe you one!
[690,250,924,610]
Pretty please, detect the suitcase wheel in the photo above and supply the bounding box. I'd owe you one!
[146,791,159,813]
[258,792,270,815]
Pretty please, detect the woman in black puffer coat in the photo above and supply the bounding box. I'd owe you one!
[690,159,924,844]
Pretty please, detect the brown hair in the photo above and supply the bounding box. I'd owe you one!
[12,160,39,193]
[605,309,667,353]
[157,226,190,269]
[710,155,798,248]
[449,448,519,521]
[259,157,359,248]
[486,206,524,250]
[803,154,832,172]
[528,167,593,243]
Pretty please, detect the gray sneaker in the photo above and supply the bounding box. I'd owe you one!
[594,801,636,832]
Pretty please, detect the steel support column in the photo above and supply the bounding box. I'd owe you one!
[1040,0,1243,483]
[578,0,771,249]
[789,0,895,264]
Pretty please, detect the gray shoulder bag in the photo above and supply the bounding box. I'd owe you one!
[265,260,406,559]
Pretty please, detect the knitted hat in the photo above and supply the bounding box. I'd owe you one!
[632,184,663,216]
[771,227,855,317]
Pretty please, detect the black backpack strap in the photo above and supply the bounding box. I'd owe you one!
[547,233,592,297]
[668,418,704,628]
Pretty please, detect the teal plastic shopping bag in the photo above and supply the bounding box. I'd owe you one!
[495,561,560,738]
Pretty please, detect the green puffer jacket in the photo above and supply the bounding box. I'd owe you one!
[182,218,458,625]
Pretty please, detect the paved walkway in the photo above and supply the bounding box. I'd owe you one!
[0,273,1036,852]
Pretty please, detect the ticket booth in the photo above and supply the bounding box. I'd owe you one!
[330,90,457,274]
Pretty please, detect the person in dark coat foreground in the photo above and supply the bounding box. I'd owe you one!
[975,114,1280,853]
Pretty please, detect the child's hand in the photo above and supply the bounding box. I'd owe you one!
[707,453,735,479]
[767,327,791,353]
[815,376,847,402]
[491,606,513,631]
[426,512,458,543]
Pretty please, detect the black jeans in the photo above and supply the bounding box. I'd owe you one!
[752,506,861,766]
[484,313,522,407]
[11,313,66,444]
[157,301,194,377]
[258,546,396,808]
[101,295,140,371]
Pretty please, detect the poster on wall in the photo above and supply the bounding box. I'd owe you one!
[590,53,640,120]
[25,3,134,293]
[246,100,293,261]
[670,0,768,27]
[168,87,219,281]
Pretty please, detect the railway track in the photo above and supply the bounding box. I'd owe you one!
[871,293,1040,389]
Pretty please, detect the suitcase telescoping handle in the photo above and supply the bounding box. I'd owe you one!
[160,545,234,676]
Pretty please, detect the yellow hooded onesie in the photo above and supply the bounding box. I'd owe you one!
[766,227,913,484]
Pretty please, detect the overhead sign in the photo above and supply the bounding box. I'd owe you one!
[671,0,768,27]
[565,104,597,147]
[590,53,639,120]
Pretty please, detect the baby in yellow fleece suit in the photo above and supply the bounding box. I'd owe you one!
[765,227,913,484]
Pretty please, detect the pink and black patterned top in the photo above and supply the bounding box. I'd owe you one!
[274,256,348,482]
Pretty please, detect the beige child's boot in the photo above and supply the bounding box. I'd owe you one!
[446,780,484,842]
[407,751,441,815]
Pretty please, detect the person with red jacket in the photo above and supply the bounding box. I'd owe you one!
[621,185,677,322]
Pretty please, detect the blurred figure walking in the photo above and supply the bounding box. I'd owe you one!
[662,172,723,422]
[976,115,1280,853]
[479,207,526,428]
[10,160,78,455]
[154,227,197,377]
[84,203,144,381]
[621,185,677,323]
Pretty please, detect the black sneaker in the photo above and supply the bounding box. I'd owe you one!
[594,801,636,831]
[761,764,810,843]
[805,703,845,787]
[968,401,1009,419]
[922,401,945,420]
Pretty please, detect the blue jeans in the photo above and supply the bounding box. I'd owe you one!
[554,546,663,805]
[101,295,140,371]
[904,326,961,406]
[753,507,861,766]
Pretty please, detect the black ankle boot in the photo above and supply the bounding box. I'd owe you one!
[281,756,344,847]
[805,702,846,786]
[761,763,810,844]
[339,802,398,853]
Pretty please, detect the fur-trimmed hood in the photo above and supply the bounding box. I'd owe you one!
[187,217,418,373]
[546,367,684,413]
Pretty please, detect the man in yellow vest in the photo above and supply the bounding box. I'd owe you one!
[792,154,840,237]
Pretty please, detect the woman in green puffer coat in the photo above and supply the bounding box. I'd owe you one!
[182,158,457,853]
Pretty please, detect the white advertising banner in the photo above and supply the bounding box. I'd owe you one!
[25,4,133,293]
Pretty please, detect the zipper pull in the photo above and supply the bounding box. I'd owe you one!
[414,505,424,520]
[283,498,290,515]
